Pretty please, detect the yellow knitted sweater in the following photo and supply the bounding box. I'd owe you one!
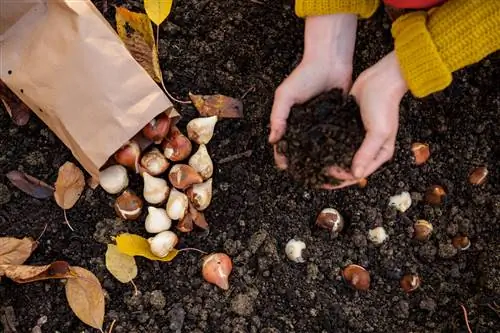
[294,0,500,97]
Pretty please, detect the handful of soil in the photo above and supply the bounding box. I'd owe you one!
[276,89,365,188]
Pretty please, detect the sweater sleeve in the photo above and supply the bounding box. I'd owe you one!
[295,0,380,18]
[391,0,500,98]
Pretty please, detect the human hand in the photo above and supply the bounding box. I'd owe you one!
[269,13,358,172]
[348,50,408,180]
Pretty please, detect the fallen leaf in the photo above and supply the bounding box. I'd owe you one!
[6,170,54,199]
[0,79,31,126]
[115,6,162,83]
[115,233,179,261]
[65,266,105,330]
[105,244,137,283]
[0,261,74,283]
[54,162,85,210]
[143,0,173,26]
[0,237,37,265]
[189,92,244,118]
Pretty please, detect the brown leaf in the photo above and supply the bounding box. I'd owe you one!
[0,79,31,126]
[0,261,74,283]
[0,237,37,265]
[6,170,54,199]
[54,162,85,210]
[189,92,244,118]
[65,266,105,330]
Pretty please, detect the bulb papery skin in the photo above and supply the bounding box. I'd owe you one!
[186,116,218,144]
[142,172,169,204]
[162,126,192,161]
[145,206,172,233]
[202,253,232,290]
[168,164,204,190]
[189,144,213,180]
[285,239,306,263]
[140,148,169,176]
[99,165,129,194]
[114,141,141,173]
[186,178,212,211]
[142,113,171,144]
[166,188,189,220]
[148,231,178,258]
[389,191,412,212]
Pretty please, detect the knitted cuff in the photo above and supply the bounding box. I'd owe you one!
[391,11,452,98]
[295,0,380,19]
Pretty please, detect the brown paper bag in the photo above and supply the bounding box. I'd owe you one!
[0,0,177,179]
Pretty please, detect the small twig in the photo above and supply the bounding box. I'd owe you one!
[240,86,255,100]
[249,0,264,4]
[154,24,191,105]
[487,303,500,318]
[107,319,117,333]
[178,247,208,255]
[63,210,75,232]
[130,279,138,296]
[218,150,253,164]
[36,223,49,242]
[460,304,473,333]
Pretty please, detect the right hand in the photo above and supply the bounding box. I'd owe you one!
[269,14,358,178]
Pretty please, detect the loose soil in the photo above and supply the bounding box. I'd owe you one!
[1,1,499,333]
[277,89,364,187]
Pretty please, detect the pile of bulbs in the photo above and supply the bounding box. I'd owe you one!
[98,110,217,258]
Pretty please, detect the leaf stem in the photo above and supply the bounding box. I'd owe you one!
[63,210,75,232]
[178,247,208,255]
[36,223,49,241]
[107,319,117,333]
[130,279,139,296]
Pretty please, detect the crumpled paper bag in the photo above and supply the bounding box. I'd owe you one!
[0,0,177,179]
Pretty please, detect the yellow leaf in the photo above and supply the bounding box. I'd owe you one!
[54,162,85,210]
[105,244,138,283]
[115,6,162,83]
[144,0,173,26]
[115,233,178,261]
[65,266,105,330]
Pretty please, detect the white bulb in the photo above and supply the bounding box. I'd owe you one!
[285,239,306,263]
[148,231,178,258]
[145,207,172,233]
[368,227,388,245]
[389,191,412,212]
[99,165,129,194]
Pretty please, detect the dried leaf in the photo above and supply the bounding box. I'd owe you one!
[6,170,54,199]
[65,266,105,330]
[115,6,162,83]
[54,162,85,210]
[189,203,208,230]
[0,79,31,126]
[115,233,179,261]
[105,244,138,283]
[143,0,173,26]
[0,261,74,283]
[189,92,244,118]
[0,237,37,265]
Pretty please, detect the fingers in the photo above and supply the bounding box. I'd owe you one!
[350,131,389,178]
[273,144,288,170]
[269,84,295,144]
[362,138,395,177]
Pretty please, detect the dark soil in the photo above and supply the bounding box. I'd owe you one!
[1,1,499,333]
[276,89,364,187]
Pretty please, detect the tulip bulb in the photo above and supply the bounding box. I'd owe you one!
[142,172,170,204]
[162,126,192,161]
[186,178,212,211]
[389,191,412,213]
[186,116,217,144]
[140,148,169,176]
[99,165,129,194]
[145,206,172,233]
[148,231,178,258]
[168,164,204,190]
[189,144,213,180]
[114,190,143,220]
[166,188,189,220]
[189,202,209,230]
[177,213,194,233]
[285,238,306,263]
[114,140,141,173]
[202,253,232,290]
[142,112,171,144]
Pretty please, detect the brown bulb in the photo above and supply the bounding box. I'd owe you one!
[114,141,141,173]
[342,264,370,291]
[162,126,192,161]
[202,253,232,290]
[452,235,471,250]
[189,202,209,230]
[114,190,143,220]
[411,142,430,165]
[468,167,488,185]
[140,148,169,176]
[316,208,344,234]
[142,112,171,144]
[177,213,194,233]
[400,274,421,292]
[168,164,204,190]
[414,220,433,241]
[425,185,446,205]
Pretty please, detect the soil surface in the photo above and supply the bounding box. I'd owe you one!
[1,1,499,333]
[277,89,364,187]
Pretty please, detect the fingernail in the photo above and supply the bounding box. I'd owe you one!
[352,166,364,178]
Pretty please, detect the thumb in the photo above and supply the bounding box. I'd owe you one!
[351,131,387,178]
[269,88,294,144]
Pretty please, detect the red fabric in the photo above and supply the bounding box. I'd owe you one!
[383,0,447,9]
